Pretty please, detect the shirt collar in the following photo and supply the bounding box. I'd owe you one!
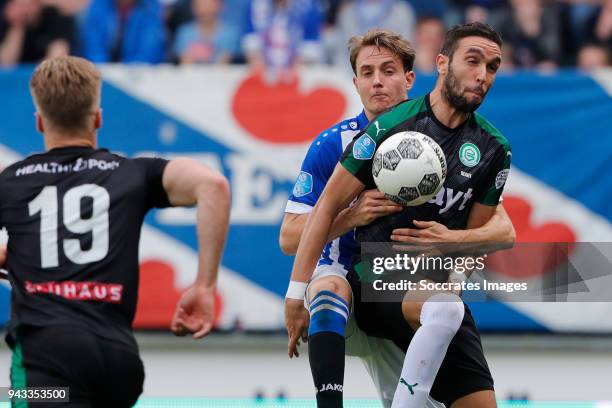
[356,110,369,129]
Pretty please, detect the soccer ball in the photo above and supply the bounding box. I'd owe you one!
[372,131,447,206]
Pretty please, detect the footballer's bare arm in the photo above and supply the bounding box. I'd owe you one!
[289,164,365,284]
[279,190,401,255]
[391,203,515,247]
[0,245,6,281]
[285,164,364,357]
[163,158,230,338]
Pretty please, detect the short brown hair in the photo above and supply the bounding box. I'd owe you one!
[348,29,416,74]
[440,22,502,59]
[30,56,102,132]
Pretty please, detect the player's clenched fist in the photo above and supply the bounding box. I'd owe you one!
[345,189,403,227]
[285,298,309,358]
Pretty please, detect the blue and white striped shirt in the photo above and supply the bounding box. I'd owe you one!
[285,111,369,271]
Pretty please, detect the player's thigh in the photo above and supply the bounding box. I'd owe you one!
[94,341,144,408]
[347,268,414,348]
[12,326,100,407]
[450,390,497,408]
[400,278,443,330]
[430,308,494,407]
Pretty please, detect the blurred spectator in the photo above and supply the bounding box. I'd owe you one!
[45,0,89,15]
[81,0,166,63]
[407,0,446,19]
[595,0,612,44]
[330,0,415,70]
[499,0,561,70]
[165,0,193,41]
[558,1,610,65]
[319,0,342,27]
[445,0,510,29]
[499,42,515,71]
[563,1,601,45]
[577,42,611,69]
[242,0,322,78]
[173,0,239,64]
[413,16,444,73]
[0,0,75,67]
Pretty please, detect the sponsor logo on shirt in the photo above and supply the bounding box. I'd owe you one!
[428,187,473,214]
[495,169,509,189]
[292,171,313,197]
[15,158,120,177]
[25,280,123,303]
[353,134,376,160]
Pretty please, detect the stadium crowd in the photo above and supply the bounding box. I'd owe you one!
[0,0,610,71]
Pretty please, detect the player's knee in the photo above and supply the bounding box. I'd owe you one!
[420,293,465,333]
[308,276,351,304]
[401,301,423,329]
[308,290,350,337]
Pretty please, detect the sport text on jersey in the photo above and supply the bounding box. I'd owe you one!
[15,158,120,177]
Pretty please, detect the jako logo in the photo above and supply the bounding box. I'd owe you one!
[318,384,343,393]
[428,187,473,214]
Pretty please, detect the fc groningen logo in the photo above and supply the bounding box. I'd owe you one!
[459,143,480,167]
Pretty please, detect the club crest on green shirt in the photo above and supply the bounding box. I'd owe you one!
[459,143,480,167]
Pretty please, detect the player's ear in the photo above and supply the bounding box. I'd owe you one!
[35,112,44,134]
[436,54,449,76]
[352,75,358,90]
[93,109,102,130]
[405,70,415,91]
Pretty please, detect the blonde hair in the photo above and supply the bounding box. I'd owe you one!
[348,29,416,75]
[30,56,101,132]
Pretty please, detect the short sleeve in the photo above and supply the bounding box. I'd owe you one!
[286,135,341,214]
[339,99,420,187]
[134,157,172,209]
[340,129,377,188]
[475,142,511,206]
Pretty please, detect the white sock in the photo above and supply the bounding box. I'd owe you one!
[391,293,465,408]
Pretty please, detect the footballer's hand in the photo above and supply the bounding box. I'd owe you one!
[347,189,402,227]
[285,298,309,358]
[0,245,6,269]
[391,220,464,244]
[171,284,216,339]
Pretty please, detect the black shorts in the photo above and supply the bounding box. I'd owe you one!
[9,325,144,408]
[348,269,494,407]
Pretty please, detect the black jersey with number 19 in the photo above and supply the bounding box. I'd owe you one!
[0,146,171,351]
[341,94,511,246]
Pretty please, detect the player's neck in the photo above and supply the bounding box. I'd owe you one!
[428,87,470,129]
[364,110,376,122]
[44,132,97,151]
